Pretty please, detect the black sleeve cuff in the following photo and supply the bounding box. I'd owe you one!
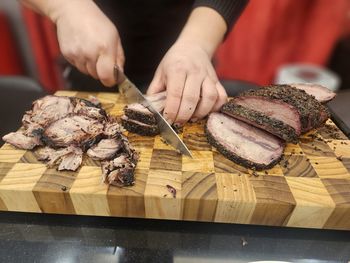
[193,0,249,32]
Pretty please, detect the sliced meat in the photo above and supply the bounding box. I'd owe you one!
[103,119,122,137]
[119,133,139,165]
[123,91,166,125]
[240,85,329,133]
[124,103,157,125]
[2,131,42,150]
[42,115,104,150]
[23,96,74,129]
[87,95,101,107]
[222,98,300,143]
[102,154,136,187]
[206,112,284,170]
[73,98,107,120]
[291,83,336,103]
[121,115,159,136]
[36,145,82,170]
[87,138,122,160]
[58,148,83,171]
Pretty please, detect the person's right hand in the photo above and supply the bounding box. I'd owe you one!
[52,0,124,87]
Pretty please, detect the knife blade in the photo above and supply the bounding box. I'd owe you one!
[114,65,193,158]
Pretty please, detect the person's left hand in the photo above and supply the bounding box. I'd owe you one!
[146,40,227,125]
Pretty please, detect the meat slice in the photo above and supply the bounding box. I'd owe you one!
[36,145,82,171]
[123,91,166,125]
[206,112,284,170]
[121,115,159,136]
[222,98,300,143]
[87,138,122,160]
[42,115,104,150]
[290,83,336,103]
[240,85,329,133]
[2,131,42,150]
[102,154,136,187]
[73,97,107,120]
[103,119,122,137]
[58,148,83,171]
[23,96,74,130]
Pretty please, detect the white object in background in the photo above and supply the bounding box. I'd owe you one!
[275,64,340,91]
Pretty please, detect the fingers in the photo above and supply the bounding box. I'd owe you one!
[96,53,116,87]
[86,60,98,79]
[212,82,228,112]
[174,73,202,124]
[162,68,186,125]
[116,38,125,71]
[147,67,165,95]
[191,77,218,121]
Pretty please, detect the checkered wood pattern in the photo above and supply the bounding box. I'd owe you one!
[0,91,350,230]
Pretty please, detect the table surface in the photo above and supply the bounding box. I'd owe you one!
[0,89,349,263]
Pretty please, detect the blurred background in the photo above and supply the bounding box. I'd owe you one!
[0,0,350,137]
[1,0,350,92]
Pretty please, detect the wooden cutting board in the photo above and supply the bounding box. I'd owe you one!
[0,91,350,230]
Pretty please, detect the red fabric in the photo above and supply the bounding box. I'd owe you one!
[0,11,24,75]
[21,7,62,92]
[215,0,350,85]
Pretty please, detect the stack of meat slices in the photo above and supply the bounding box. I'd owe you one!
[121,92,166,136]
[2,95,139,187]
[206,84,336,170]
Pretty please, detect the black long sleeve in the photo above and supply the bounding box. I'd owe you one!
[193,0,249,31]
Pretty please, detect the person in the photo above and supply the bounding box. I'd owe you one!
[21,0,248,125]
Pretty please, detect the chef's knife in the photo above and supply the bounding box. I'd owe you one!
[114,65,193,158]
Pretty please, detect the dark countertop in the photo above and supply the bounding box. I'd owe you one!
[0,85,349,263]
[0,212,350,263]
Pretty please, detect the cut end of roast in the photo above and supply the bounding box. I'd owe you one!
[121,115,159,136]
[290,83,336,103]
[206,112,284,170]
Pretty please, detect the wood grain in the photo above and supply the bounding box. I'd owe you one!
[0,163,46,212]
[70,166,110,216]
[249,176,296,226]
[215,173,256,223]
[322,179,350,230]
[33,168,77,214]
[286,178,335,228]
[144,169,182,220]
[182,172,217,221]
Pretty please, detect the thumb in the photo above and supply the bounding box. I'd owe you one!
[96,54,116,87]
[147,68,164,95]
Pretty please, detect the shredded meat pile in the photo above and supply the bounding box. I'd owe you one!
[2,95,138,187]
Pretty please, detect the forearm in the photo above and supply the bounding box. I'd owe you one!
[177,7,226,58]
[19,0,92,22]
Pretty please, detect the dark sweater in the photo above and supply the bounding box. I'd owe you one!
[70,0,248,91]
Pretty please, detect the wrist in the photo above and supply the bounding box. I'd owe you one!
[176,34,216,58]
[45,0,94,23]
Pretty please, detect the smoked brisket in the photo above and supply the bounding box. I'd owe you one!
[206,112,285,170]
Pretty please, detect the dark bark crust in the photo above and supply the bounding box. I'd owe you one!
[240,85,329,132]
[221,103,299,143]
[121,118,159,136]
[124,106,157,125]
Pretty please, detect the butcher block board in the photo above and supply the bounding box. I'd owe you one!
[0,91,350,230]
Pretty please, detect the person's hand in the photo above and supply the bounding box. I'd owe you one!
[147,40,227,125]
[52,0,124,87]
